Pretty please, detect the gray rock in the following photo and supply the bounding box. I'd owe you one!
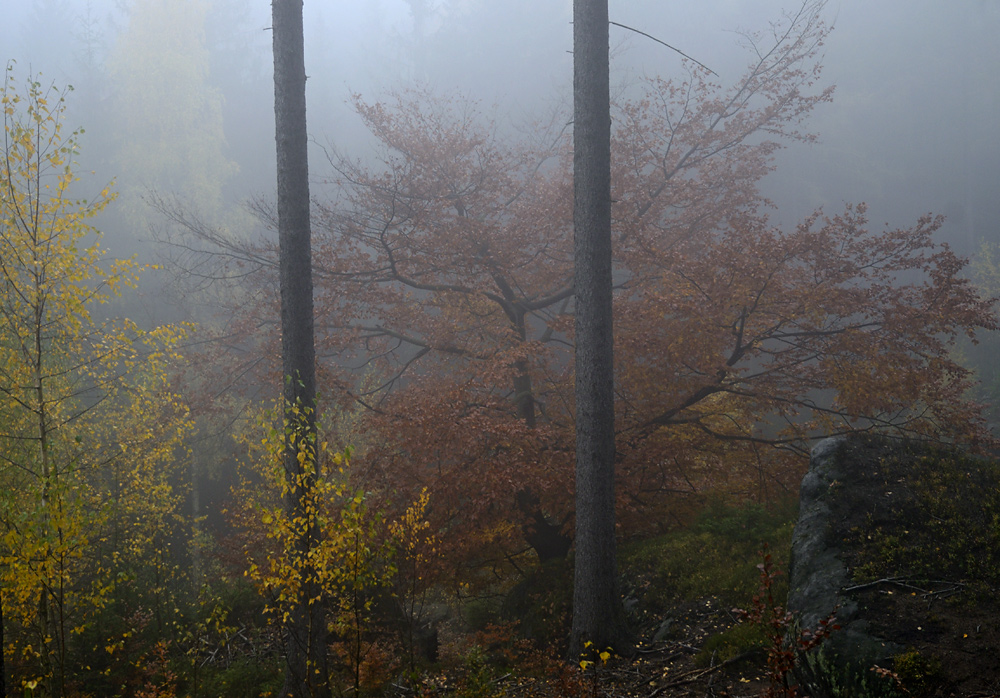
[787,436,902,697]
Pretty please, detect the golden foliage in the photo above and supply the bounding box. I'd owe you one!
[0,65,193,695]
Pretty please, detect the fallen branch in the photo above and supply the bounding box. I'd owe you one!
[843,577,966,598]
[645,650,763,697]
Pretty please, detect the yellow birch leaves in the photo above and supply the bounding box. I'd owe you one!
[0,65,193,692]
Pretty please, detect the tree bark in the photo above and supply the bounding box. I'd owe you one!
[569,0,631,657]
[272,1,330,696]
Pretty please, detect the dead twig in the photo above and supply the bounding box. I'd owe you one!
[645,650,762,697]
[609,21,719,76]
[843,577,966,598]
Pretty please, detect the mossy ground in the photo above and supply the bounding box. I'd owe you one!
[821,437,1000,697]
[447,496,800,697]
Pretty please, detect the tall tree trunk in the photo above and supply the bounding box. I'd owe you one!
[34,286,66,697]
[569,0,631,657]
[272,1,330,696]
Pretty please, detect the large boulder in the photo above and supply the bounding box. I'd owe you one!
[787,436,903,696]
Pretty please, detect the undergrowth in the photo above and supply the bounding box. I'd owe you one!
[621,496,798,613]
[843,442,1000,599]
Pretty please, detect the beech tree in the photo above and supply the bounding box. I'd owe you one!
[167,1,995,591]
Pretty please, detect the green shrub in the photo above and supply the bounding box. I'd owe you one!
[893,648,945,698]
[462,596,503,632]
[695,621,767,667]
[622,496,797,610]
[455,646,504,698]
[797,648,906,698]
[195,657,282,698]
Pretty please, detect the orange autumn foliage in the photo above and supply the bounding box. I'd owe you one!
[174,7,995,578]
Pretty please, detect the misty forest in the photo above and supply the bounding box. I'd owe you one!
[2,0,1000,697]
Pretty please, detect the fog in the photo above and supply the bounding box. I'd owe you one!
[2,4,998,688]
[3,1,997,263]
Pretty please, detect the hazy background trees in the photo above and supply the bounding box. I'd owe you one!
[4,0,998,263]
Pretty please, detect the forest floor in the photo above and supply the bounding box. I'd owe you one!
[550,439,1000,698]
[543,590,1000,698]
[390,439,1000,698]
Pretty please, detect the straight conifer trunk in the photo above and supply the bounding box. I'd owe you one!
[272,1,330,695]
[570,0,630,657]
